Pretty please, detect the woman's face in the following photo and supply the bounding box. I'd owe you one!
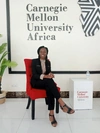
[39,48,47,59]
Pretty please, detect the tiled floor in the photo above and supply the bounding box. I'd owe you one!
[0,98,100,133]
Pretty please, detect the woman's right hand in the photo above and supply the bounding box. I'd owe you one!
[44,73,54,79]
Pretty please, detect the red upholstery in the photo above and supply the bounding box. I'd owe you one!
[24,59,60,100]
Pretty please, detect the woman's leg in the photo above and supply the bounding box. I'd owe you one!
[34,78,61,110]
[42,79,75,114]
[34,79,56,110]
[49,110,57,127]
[58,98,75,114]
[46,87,55,110]
[34,79,57,127]
[43,78,61,100]
[34,78,74,115]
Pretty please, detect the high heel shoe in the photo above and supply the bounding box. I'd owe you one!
[60,104,75,114]
[49,114,57,127]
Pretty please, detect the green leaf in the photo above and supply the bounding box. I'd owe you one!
[0,51,8,63]
[0,59,17,76]
[0,43,7,54]
[0,59,7,76]
[0,65,7,77]
[0,34,2,37]
[1,58,17,67]
[1,59,18,68]
[0,37,17,78]
[3,61,18,68]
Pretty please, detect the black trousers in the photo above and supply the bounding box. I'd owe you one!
[33,78,61,110]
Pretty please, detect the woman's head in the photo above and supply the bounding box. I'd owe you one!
[37,46,48,59]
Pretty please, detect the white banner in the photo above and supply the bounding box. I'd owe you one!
[7,0,100,72]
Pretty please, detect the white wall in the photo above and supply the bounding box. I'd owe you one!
[0,0,100,92]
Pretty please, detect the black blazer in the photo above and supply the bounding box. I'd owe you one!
[30,58,51,87]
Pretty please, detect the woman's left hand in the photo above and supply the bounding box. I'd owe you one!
[48,73,54,78]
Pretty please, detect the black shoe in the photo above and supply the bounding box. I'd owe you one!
[60,104,75,114]
[49,114,57,127]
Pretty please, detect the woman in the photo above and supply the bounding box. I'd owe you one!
[31,46,75,127]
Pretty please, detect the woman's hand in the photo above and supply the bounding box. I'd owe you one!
[44,73,54,79]
[49,73,54,78]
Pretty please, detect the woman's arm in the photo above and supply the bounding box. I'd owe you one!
[44,60,55,79]
[31,59,41,80]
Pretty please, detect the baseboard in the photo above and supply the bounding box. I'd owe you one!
[6,91,100,98]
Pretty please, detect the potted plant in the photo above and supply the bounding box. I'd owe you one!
[0,34,17,104]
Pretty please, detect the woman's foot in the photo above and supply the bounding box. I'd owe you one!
[60,104,75,114]
[49,114,57,127]
[58,98,75,114]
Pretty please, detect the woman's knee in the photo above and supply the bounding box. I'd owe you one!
[44,78,54,84]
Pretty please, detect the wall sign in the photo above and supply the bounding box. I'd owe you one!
[6,0,100,74]
[78,0,100,36]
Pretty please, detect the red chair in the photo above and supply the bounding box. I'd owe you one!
[24,59,60,120]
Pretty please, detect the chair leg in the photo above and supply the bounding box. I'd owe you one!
[32,100,35,120]
[45,97,48,105]
[56,99,59,113]
[26,97,31,109]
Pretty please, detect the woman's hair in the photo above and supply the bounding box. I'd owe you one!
[37,46,48,59]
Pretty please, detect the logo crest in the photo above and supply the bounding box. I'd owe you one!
[78,0,100,36]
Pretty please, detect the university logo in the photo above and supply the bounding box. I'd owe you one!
[78,0,100,36]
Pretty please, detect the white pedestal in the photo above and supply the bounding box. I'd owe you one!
[69,78,93,110]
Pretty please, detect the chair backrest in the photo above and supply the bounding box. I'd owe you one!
[24,59,32,94]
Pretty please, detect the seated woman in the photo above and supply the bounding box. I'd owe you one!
[31,46,75,127]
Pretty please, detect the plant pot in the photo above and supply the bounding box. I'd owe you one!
[0,91,6,104]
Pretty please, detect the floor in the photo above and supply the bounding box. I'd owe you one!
[0,98,100,133]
